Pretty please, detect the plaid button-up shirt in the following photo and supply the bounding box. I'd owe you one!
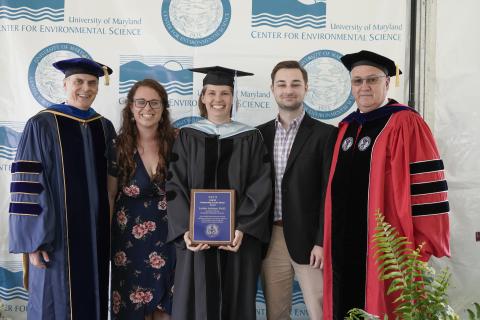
[273,110,305,221]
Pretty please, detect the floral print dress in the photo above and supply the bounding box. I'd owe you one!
[111,154,175,319]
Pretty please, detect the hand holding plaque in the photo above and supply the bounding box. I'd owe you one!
[183,231,210,252]
[189,189,235,246]
[218,230,243,252]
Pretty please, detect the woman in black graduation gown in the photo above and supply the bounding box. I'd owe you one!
[166,66,272,320]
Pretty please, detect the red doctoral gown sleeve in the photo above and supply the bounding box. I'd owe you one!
[365,110,450,317]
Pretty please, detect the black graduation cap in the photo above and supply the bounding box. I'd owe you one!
[189,66,254,88]
[340,50,402,77]
[53,57,113,85]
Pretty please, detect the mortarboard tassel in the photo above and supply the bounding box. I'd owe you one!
[103,66,110,86]
[22,253,29,289]
[395,64,400,87]
[232,70,238,120]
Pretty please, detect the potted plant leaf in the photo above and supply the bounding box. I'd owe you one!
[345,210,479,320]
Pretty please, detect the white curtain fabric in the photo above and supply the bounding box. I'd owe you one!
[431,0,480,314]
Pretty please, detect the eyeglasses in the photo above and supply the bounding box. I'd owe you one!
[351,75,387,87]
[132,99,162,109]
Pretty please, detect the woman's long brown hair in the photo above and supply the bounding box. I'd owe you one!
[116,79,175,187]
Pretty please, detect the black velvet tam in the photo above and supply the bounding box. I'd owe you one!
[340,50,402,76]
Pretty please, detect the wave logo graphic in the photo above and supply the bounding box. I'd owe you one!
[0,122,23,161]
[28,43,91,108]
[252,0,326,29]
[0,0,64,22]
[120,56,193,96]
[300,49,355,119]
[162,0,231,47]
[0,263,28,301]
[255,278,305,305]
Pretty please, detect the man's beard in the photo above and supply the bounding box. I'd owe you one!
[277,101,303,111]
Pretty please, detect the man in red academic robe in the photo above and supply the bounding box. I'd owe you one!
[322,50,450,320]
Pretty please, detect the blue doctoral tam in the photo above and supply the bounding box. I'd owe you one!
[53,57,113,78]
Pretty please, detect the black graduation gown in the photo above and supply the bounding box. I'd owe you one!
[166,122,272,320]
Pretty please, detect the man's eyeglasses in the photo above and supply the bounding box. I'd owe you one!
[351,75,387,87]
[132,99,162,109]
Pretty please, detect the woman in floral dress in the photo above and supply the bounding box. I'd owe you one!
[109,79,176,320]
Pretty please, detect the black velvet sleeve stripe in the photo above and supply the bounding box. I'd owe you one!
[9,202,42,216]
[410,159,444,174]
[11,161,43,174]
[412,201,449,216]
[10,182,44,194]
[411,180,448,195]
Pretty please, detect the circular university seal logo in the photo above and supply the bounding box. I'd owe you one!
[162,0,231,47]
[299,50,355,120]
[357,136,371,151]
[205,224,220,238]
[342,137,354,151]
[28,43,91,108]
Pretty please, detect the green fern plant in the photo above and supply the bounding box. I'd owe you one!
[467,303,480,320]
[345,210,479,320]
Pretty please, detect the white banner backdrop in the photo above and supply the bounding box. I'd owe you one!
[430,0,480,316]
[0,0,408,318]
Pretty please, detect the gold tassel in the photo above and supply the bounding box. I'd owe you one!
[22,253,29,290]
[103,66,110,86]
[395,64,400,87]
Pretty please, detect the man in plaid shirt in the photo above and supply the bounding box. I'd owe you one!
[258,60,337,320]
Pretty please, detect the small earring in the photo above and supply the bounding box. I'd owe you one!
[131,117,135,122]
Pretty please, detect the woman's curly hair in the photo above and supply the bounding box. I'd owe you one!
[116,79,175,188]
